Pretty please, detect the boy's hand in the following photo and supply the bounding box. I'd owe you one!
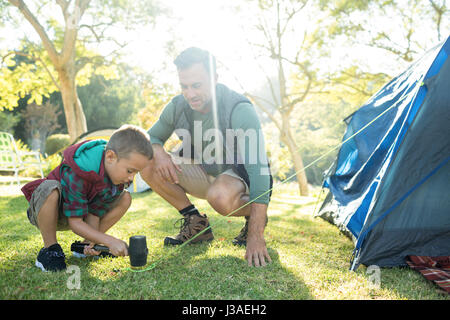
[107,238,129,257]
[83,242,101,256]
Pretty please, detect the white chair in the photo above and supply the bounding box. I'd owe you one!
[0,131,44,185]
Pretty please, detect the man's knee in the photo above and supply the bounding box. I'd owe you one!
[206,185,235,216]
[140,161,168,187]
[140,161,156,182]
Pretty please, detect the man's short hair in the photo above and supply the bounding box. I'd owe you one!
[106,125,153,160]
[174,47,216,75]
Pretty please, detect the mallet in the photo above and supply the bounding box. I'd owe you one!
[70,235,148,267]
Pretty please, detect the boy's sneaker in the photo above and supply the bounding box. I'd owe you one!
[35,243,66,272]
[164,213,214,246]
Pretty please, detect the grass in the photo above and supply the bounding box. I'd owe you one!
[0,182,448,300]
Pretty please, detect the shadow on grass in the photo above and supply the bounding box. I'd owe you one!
[1,242,312,300]
[166,248,313,300]
[91,245,313,300]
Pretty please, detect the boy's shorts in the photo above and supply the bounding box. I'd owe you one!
[171,154,249,199]
[27,180,70,231]
[26,180,126,232]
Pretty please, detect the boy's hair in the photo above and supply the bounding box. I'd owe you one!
[174,47,216,75]
[106,125,153,160]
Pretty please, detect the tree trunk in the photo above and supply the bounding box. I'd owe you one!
[58,62,87,142]
[281,115,309,196]
[8,0,88,142]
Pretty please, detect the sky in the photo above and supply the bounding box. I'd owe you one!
[120,0,266,92]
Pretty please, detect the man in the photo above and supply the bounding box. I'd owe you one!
[141,47,272,267]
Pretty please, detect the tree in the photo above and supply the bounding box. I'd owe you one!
[234,0,334,196]
[137,79,182,152]
[230,0,447,196]
[1,0,161,141]
[77,65,146,131]
[323,0,449,68]
[293,0,448,184]
[21,101,61,152]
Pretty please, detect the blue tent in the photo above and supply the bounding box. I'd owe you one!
[317,36,450,270]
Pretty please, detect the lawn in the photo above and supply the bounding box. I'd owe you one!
[0,182,448,300]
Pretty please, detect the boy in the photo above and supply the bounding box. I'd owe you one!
[21,125,153,272]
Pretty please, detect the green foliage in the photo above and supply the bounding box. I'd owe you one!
[137,80,181,151]
[78,69,146,131]
[11,138,44,178]
[0,0,162,141]
[286,62,389,185]
[0,40,120,111]
[0,110,20,133]
[323,0,449,65]
[0,48,59,111]
[88,0,164,26]
[2,63,146,141]
[137,81,175,129]
[262,122,293,181]
[320,0,372,15]
[42,152,63,176]
[292,100,352,185]
[45,134,70,156]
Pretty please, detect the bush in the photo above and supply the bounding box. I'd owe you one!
[42,153,63,176]
[45,134,70,156]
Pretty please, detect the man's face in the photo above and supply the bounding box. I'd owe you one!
[104,150,150,186]
[178,62,217,114]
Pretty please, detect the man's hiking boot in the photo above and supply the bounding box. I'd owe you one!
[35,243,66,272]
[164,213,214,246]
[232,215,268,247]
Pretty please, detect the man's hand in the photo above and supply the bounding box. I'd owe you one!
[245,234,271,267]
[244,203,272,267]
[152,144,182,184]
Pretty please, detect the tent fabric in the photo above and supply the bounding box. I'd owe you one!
[74,127,119,143]
[128,172,151,193]
[317,36,450,270]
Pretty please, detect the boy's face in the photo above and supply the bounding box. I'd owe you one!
[104,150,150,186]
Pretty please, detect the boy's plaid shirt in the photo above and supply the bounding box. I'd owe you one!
[60,164,124,218]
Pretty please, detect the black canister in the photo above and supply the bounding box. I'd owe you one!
[129,235,148,267]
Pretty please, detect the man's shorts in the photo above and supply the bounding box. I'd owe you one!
[26,180,70,231]
[171,154,249,200]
